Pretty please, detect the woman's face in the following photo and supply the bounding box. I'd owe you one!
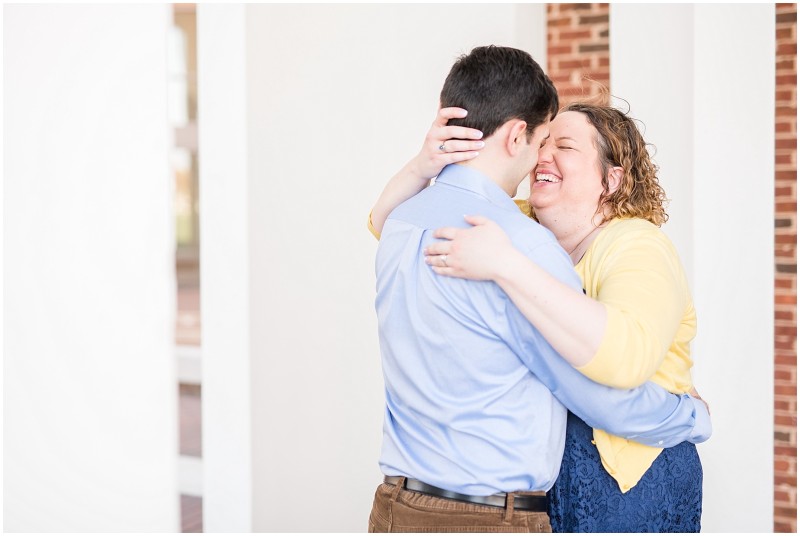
[529,111,606,221]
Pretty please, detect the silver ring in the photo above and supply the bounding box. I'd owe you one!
[440,254,448,266]
[439,142,446,152]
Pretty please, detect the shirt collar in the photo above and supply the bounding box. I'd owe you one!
[435,164,519,212]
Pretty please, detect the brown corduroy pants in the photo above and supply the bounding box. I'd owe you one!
[368,478,552,533]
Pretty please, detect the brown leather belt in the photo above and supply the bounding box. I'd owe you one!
[383,475,548,512]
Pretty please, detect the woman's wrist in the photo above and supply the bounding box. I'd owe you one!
[405,152,441,183]
[493,246,530,285]
[404,159,430,184]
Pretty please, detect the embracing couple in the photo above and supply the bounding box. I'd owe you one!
[367,45,710,533]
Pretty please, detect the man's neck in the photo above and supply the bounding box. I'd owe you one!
[454,159,519,197]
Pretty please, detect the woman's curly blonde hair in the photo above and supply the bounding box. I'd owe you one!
[563,102,669,226]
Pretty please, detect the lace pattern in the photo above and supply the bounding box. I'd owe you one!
[547,412,703,533]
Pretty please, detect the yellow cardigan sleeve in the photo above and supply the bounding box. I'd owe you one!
[368,211,380,240]
[514,199,534,218]
[576,221,694,389]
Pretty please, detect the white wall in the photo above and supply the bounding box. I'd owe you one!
[4,4,179,532]
[611,4,775,532]
[197,4,546,531]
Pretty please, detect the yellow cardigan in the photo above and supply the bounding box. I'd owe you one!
[370,203,696,492]
[516,200,696,491]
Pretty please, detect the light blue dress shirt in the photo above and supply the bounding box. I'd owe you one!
[375,164,710,496]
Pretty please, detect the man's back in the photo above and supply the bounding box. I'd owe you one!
[375,164,583,495]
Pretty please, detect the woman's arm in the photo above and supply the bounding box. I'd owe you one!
[575,224,690,387]
[370,107,484,236]
[425,216,689,388]
[425,215,606,368]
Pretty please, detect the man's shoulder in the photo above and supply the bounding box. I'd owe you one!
[502,214,581,290]
[501,210,559,250]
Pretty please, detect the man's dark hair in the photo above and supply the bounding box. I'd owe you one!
[440,45,559,139]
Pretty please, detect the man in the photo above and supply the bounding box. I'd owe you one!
[370,45,710,532]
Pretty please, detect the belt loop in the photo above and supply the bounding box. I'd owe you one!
[391,477,406,501]
[387,477,405,531]
[504,492,516,524]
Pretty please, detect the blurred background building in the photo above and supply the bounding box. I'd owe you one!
[4,3,796,533]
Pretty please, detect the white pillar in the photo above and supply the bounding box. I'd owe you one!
[197,4,546,531]
[4,4,178,531]
[197,4,253,532]
[611,4,775,532]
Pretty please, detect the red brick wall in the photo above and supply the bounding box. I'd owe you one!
[774,3,797,533]
[546,3,609,105]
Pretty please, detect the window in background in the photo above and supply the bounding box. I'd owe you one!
[170,3,199,291]
[169,4,203,533]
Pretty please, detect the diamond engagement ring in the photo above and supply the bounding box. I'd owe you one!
[441,254,448,266]
[439,142,447,152]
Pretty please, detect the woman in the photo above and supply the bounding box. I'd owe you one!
[369,104,704,532]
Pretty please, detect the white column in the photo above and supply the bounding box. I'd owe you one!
[197,4,546,531]
[4,4,178,531]
[197,4,253,532]
[610,4,696,276]
[611,4,775,532]
[691,5,775,531]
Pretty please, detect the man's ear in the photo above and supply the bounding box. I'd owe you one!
[607,166,624,194]
[505,120,529,156]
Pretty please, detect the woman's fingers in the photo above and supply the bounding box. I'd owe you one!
[420,216,507,281]
[463,214,491,226]
[434,125,484,141]
[689,387,711,416]
[435,107,468,124]
[431,226,460,240]
[439,150,480,165]
[424,242,450,257]
[436,138,485,154]
[425,254,450,267]
[429,137,482,165]
[431,108,483,140]
[421,108,483,168]
[424,227,461,266]
[430,266,457,277]
[413,108,483,180]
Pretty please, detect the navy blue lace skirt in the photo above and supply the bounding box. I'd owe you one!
[547,412,703,533]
